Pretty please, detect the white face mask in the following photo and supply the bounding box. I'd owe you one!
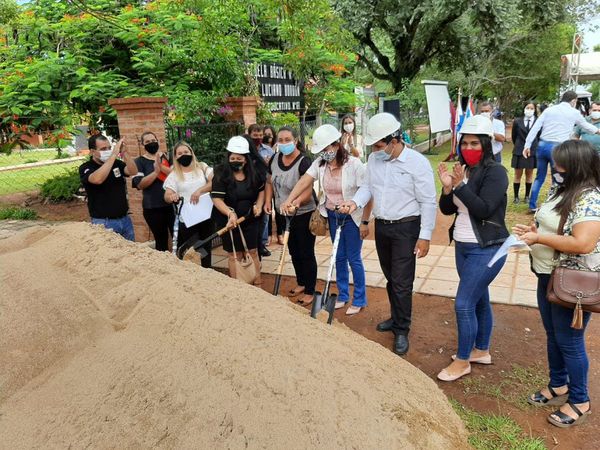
[480,112,492,119]
[524,109,534,118]
[343,123,354,133]
[591,111,600,120]
[99,150,113,162]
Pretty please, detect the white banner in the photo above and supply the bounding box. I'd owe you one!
[422,80,451,133]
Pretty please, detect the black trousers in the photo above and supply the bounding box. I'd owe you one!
[275,211,286,236]
[177,219,214,268]
[143,206,175,252]
[287,211,317,295]
[374,218,420,336]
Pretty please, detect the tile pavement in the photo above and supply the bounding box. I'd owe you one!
[212,236,539,308]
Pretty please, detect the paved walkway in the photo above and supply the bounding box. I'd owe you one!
[212,236,538,308]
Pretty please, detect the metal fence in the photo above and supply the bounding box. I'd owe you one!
[165,121,245,168]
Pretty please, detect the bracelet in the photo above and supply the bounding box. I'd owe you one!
[361,220,369,225]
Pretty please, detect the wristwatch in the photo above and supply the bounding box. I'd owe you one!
[361,220,369,225]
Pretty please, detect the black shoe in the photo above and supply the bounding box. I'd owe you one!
[513,197,520,204]
[376,318,394,332]
[393,334,409,356]
[528,208,537,215]
[524,196,530,204]
[259,248,271,257]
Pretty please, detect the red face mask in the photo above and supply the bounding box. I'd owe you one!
[461,149,483,166]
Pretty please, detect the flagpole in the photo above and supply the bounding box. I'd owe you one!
[445,87,462,162]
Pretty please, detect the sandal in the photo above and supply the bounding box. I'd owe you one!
[277,235,284,245]
[298,294,313,306]
[548,401,591,428]
[288,286,305,297]
[528,385,569,407]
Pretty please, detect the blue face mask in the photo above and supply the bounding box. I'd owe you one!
[279,142,296,155]
[371,144,392,161]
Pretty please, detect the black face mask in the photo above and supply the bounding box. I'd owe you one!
[144,141,159,154]
[262,135,271,144]
[553,170,568,186]
[229,162,244,172]
[177,154,193,167]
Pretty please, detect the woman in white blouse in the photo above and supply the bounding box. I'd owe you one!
[163,141,214,267]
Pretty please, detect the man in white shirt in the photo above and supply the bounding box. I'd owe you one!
[523,90,600,212]
[338,113,437,356]
[479,102,505,163]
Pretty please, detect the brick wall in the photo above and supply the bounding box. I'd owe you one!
[225,96,259,129]
[108,97,168,243]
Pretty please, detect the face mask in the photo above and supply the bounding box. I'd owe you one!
[524,109,535,118]
[591,111,600,120]
[144,141,159,154]
[343,123,354,133]
[177,154,193,167]
[99,150,112,162]
[253,138,262,148]
[229,161,244,172]
[320,149,336,162]
[553,171,567,186]
[371,143,392,161]
[461,149,483,167]
[262,135,271,144]
[279,142,296,155]
[480,112,492,119]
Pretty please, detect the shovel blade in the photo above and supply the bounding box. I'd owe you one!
[310,292,323,318]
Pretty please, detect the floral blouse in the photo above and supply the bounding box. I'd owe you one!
[559,188,600,271]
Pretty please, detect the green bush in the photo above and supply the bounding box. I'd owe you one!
[0,207,38,220]
[40,168,81,202]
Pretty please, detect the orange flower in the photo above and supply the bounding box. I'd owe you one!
[138,42,145,47]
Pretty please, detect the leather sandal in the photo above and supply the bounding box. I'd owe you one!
[547,401,591,428]
[528,385,569,407]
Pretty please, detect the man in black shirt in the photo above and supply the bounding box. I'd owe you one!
[79,134,138,241]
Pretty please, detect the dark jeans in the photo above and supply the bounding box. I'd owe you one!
[177,219,214,268]
[529,140,558,209]
[287,211,317,295]
[454,242,505,360]
[536,273,592,404]
[143,206,174,252]
[374,218,420,335]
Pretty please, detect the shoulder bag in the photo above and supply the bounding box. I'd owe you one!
[309,165,328,236]
[547,215,600,329]
[229,227,257,284]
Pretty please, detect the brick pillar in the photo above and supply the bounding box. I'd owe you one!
[225,96,259,129]
[108,97,168,243]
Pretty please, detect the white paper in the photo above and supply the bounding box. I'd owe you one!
[488,235,531,267]
[180,194,213,227]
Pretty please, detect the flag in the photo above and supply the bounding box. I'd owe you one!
[451,95,464,157]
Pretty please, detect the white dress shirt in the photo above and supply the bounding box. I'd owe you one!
[525,101,598,148]
[492,119,505,155]
[352,147,437,240]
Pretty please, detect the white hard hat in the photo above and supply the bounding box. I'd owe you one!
[311,124,342,154]
[226,136,249,154]
[459,115,494,137]
[364,112,401,145]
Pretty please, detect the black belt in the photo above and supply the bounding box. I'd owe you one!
[375,216,419,225]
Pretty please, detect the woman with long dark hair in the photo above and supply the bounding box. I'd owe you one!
[340,114,362,159]
[264,126,317,305]
[211,136,265,285]
[514,140,600,428]
[437,115,509,382]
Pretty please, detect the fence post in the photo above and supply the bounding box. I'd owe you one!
[224,96,259,130]
[108,96,168,244]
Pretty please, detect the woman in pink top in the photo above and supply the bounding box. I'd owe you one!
[282,124,371,315]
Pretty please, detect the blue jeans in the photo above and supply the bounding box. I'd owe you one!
[536,273,592,404]
[91,216,135,241]
[529,140,558,209]
[327,210,367,307]
[454,242,506,360]
[261,212,270,248]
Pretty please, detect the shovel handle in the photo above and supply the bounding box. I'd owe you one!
[216,215,246,236]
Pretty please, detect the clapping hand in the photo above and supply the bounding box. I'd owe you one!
[451,163,465,187]
[437,163,453,192]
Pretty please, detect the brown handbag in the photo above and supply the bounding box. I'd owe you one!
[229,227,257,284]
[309,173,328,236]
[546,216,600,329]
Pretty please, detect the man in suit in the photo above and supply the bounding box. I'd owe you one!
[511,102,539,204]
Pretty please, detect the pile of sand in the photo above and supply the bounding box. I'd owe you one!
[0,223,468,449]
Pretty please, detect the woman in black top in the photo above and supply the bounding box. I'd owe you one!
[511,102,539,204]
[132,131,174,251]
[211,136,265,286]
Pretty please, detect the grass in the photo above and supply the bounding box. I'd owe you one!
[423,142,552,230]
[450,399,547,450]
[460,363,547,410]
[0,161,81,196]
[0,206,38,220]
[0,149,68,168]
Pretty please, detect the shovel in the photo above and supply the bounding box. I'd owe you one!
[177,215,248,260]
[171,198,184,256]
[273,207,298,296]
[311,210,347,324]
